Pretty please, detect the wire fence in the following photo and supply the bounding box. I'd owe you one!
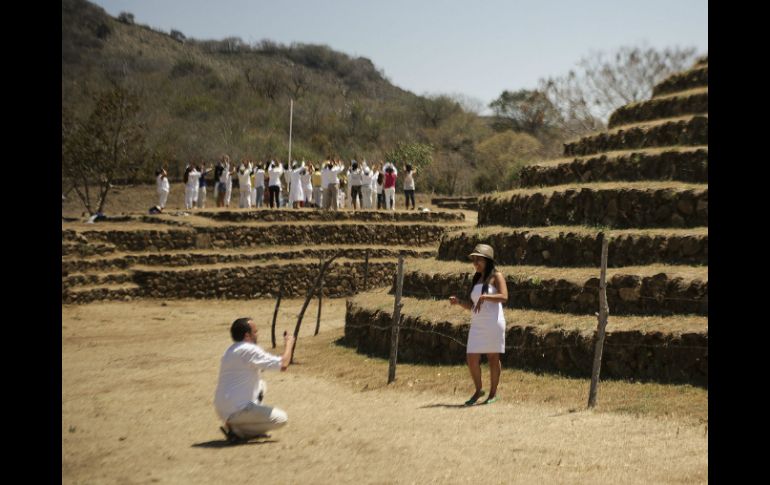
[343,321,709,352]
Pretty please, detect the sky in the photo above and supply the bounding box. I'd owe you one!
[88,0,708,113]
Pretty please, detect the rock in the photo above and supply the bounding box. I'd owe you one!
[677,199,694,215]
[618,287,641,301]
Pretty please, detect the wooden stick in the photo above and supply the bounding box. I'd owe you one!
[588,235,610,408]
[291,251,342,363]
[270,283,283,349]
[388,254,405,384]
[314,258,324,336]
[363,248,370,293]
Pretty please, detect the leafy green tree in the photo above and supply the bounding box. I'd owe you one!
[473,131,543,192]
[384,142,434,170]
[488,89,561,136]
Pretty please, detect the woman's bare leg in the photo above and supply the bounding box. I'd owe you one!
[487,353,501,398]
[466,353,483,398]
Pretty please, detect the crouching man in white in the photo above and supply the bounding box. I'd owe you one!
[214,318,295,442]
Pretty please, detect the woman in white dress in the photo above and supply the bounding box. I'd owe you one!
[449,244,508,406]
[302,162,314,207]
[289,161,306,208]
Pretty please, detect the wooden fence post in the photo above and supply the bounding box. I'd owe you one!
[363,248,370,293]
[588,235,610,408]
[388,254,405,384]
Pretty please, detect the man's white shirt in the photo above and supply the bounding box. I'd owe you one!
[214,341,282,421]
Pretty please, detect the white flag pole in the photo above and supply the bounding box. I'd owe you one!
[288,98,294,163]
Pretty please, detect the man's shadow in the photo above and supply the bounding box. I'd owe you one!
[192,438,277,448]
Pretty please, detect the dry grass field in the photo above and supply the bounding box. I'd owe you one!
[62,298,707,484]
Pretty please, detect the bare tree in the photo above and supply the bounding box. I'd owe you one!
[62,86,146,215]
[244,65,286,100]
[414,94,462,128]
[539,45,699,136]
[290,65,309,99]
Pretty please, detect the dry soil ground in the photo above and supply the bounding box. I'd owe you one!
[62,298,707,484]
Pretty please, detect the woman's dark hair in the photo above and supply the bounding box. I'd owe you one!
[385,166,394,174]
[351,161,358,171]
[230,317,252,342]
[468,257,496,300]
[406,163,413,172]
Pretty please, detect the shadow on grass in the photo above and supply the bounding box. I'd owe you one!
[419,403,471,409]
[192,439,277,448]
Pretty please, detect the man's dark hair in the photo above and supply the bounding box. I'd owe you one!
[230,317,252,341]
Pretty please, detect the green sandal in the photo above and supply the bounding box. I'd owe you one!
[464,390,486,406]
[482,396,498,405]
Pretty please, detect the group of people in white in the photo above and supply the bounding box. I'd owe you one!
[156,155,419,212]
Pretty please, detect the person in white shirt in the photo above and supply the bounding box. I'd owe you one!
[322,160,345,210]
[267,160,284,209]
[289,161,306,208]
[360,161,373,209]
[348,161,364,210]
[196,163,212,209]
[281,163,292,208]
[253,163,266,208]
[302,162,314,207]
[237,160,253,209]
[184,165,201,210]
[403,163,417,210]
[156,168,170,210]
[374,163,385,210]
[217,156,235,207]
[224,157,234,208]
[214,318,295,443]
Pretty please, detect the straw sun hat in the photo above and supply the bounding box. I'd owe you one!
[468,244,494,262]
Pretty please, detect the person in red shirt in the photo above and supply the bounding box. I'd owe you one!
[383,162,398,210]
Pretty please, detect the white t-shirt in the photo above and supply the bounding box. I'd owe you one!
[404,171,415,190]
[186,169,201,189]
[268,164,284,187]
[157,174,169,193]
[213,342,283,422]
[361,169,373,186]
[349,169,363,186]
[238,168,251,188]
[321,166,343,188]
[254,169,265,187]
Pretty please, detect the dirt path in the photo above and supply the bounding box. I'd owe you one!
[62,299,707,484]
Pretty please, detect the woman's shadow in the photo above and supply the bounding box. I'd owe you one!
[419,403,472,409]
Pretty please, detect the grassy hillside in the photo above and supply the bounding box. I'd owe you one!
[63,0,519,189]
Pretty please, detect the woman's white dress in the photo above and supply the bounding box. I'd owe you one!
[467,283,506,353]
[289,169,305,203]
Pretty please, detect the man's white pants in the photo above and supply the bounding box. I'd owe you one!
[361,186,373,209]
[227,402,288,439]
[158,190,169,209]
[197,186,206,208]
[313,187,322,207]
[384,187,396,210]
[185,186,198,210]
[225,181,233,206]
[239,186,252,208]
